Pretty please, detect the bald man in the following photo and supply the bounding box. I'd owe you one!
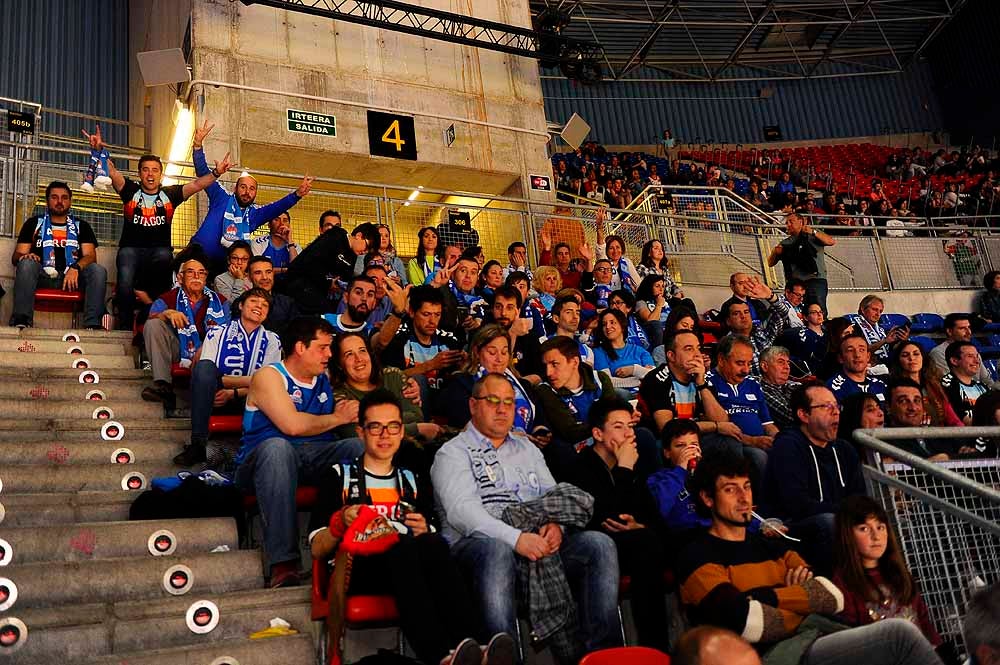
[673,626,761,665]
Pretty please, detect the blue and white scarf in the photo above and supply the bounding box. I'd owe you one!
[612,258,636,293]
[221,194,253,246]
[82,148,112,191]
[37,213,79,278]
[176,287,227,366]
[208,320,272,377]
[450,282,488,318]
[419,255,442,281]
[475,366,535,432]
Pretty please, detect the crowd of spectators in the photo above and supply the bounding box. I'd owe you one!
[9,120,1000,665]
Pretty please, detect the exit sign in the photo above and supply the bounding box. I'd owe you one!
[286,109,336,136]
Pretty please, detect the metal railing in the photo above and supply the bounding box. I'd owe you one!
[854,427,1000,659]
[4,136,1000,293]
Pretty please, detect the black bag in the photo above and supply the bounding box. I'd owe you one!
[129,476,247,542]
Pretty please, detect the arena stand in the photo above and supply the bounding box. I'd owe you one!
[1,101,999,665]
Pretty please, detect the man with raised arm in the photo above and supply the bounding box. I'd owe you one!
[188,119,313,266]
[83,124,228,330]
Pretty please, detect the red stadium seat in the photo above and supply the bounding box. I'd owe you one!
[35,288,83,326]
[579,647,671,665]
[209,415,242,434]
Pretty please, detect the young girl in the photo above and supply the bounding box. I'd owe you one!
[832,496,943,651]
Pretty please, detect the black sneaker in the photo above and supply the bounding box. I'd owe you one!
[141,381,174,403]
[173,439,207,466]
[9,315,31,329]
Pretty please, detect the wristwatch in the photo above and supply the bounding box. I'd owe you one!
[695,382,710,391]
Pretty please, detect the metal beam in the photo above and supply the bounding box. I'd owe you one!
[806,0,872,76]
[240,0,604,64]
[615,1,679,79]
[712,0,775,79]
[906,0,967,66]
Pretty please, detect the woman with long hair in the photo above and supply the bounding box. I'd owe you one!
[406,226,443,287]
[833,496,944,653]
[977,270,1000,328]
[328,333,441,442]
[592,309,654,396]
[358,224,407,285]
[478,259,505,300]
[889,341,963,427]
[836,392,885,444]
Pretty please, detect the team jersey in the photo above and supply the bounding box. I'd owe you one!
[251,235,300,269]
[706,371,773,437]
[321,312,374,337]
[828,371,887,406]
[380,321,462,391]
[941,372,988,422]
[639,364,704,422]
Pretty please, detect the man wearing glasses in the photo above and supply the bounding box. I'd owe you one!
[141,248,230,406]
[761,384,866,575]
[432,373,622,662]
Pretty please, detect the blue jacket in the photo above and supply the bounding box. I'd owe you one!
[190,148,301,261]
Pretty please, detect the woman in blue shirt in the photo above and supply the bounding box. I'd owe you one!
[592,309,655,396]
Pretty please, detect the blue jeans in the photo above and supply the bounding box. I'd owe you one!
[189,360,246,439]
[451,531,623,657]
[115,246,173,330]
[10,259,108,327]
[804,618,943,665]
[234,436,364,569]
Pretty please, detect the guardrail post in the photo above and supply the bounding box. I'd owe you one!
[872,229,894,290]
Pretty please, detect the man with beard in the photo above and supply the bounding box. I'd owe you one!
[9,181,108,329]
[245,256,298,334]
[322,276,377,336]
[173,288,282,466]
[189,119,313,268]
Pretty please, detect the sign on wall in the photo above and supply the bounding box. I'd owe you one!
[368,111,417,160]
[286,109,336,136]
[7,110,35,135]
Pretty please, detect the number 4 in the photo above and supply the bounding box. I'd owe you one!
[381,120,405,152]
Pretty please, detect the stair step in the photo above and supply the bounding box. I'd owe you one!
[0,338,131,355]
[0,439,187,466]
[0,491,136,527]
[0,327,134,342]
[0,399,166,420]
[0,429,190,445]
[1,549,263,609]
[0,367,147,380]
[1,517,238,565]
[0,463,178,492]
[83,634,315,665]
[5,588,311,663]
[0,381,148,401]
[0,417,190,434]
[2,352,136,369]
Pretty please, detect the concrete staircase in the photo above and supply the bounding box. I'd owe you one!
[0,327,314,664]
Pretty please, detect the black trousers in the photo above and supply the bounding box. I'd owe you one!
[610,528,671,653]
[348,532,481,664]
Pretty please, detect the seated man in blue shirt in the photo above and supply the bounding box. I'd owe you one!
[431,373,622,664]
[235,317,364,588]
[250,210,300,275]
[827,332,887,408]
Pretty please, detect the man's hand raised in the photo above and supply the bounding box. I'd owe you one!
[296,175,315,197]
[193,119,214,149]
[81,125,105,151]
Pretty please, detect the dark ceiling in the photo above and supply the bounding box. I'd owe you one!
[528,0,970,81]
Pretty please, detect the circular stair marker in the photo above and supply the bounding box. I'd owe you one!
[86,389,106,401]
[62,333,80,342]
[210,657,240,665]
[163,565,194,596]
[111,448,134,465]
[92,406,114,420]
[0,617,27,654]
[66,346,84,355]
[78,370,99,384]
[0,477,3,494]
[0,579,17,612]
[121,472,146,491]
[0,503,5,525]
[0,538,11,566]
[101,421,125,441]
[185,600,220,634]
[148,530,177,557]
[71,357,91,369]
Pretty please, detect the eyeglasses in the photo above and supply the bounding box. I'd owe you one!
[229,256,249,263]
[806,402,840,413]
[182,269,208,277]
[473,394,516,407]
[363,421,403,435]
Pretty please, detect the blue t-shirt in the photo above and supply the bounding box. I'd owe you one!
[321,312,374,337]
[250,235,299,270]
[593,343,654,375]
[626,316,649,349]
[828,371,887,407]
[238,362,334,464]
[706,371,773,436]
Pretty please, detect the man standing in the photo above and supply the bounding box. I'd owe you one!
[827,333,888,407]
[322,276,376,336]
[83,124,226,330]
[173,288,282,466]
[929,314,998,388]
[8,181,108,329]
[250,211,300,274]
[141,249,230,407]
[235,318,363,587]
[941,341,989,424]
[431,374,622,663]
[766,212,835,315]
[283,221,379,315]
[245,256,298,334]
[189,120,312,265]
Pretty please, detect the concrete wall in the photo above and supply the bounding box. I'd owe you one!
[170,0,551,198]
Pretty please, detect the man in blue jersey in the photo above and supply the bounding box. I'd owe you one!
[827,333,887,408]
[235,317,364,588]
[250,211,300,274]
[189,119,312,266]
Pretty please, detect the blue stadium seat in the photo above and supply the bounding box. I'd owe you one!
[909,313,944,334]
[985,358,1000,382]
[879,313,910,331]
[909,335,937,354]
[984,322,1000,333]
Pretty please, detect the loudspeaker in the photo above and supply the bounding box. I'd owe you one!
[136,48,190,87]
[560,113,591,150]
